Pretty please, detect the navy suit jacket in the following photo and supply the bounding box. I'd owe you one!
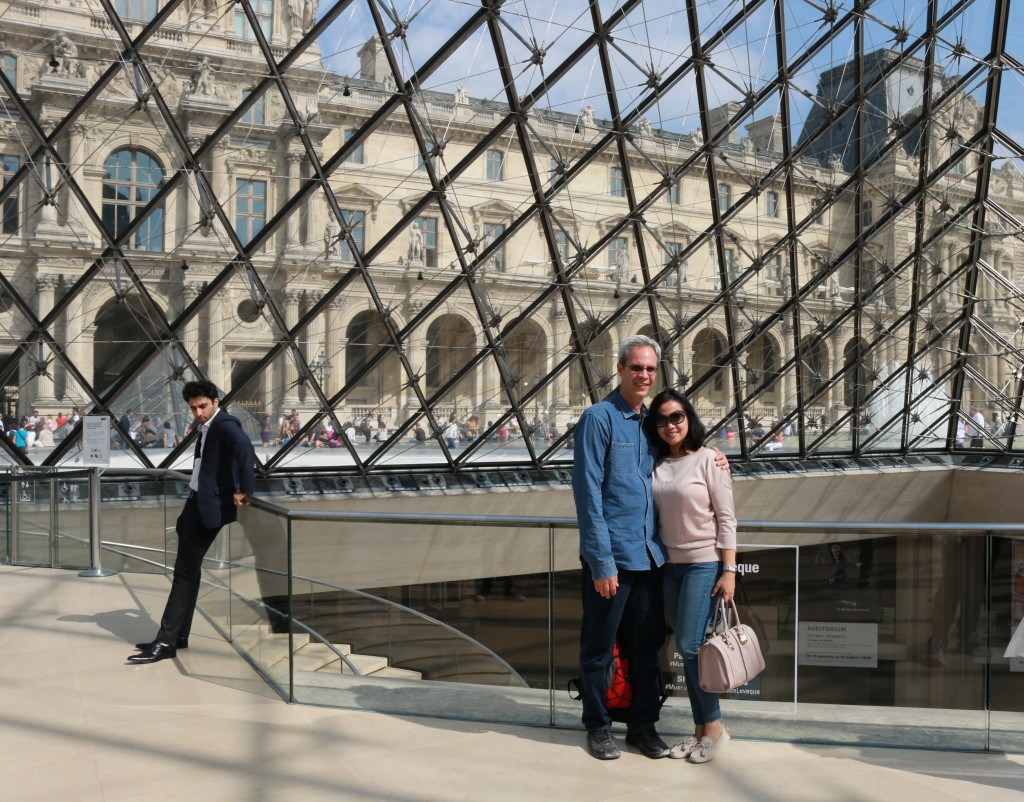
[194,409,256,529]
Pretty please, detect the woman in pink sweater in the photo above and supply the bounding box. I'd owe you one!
[648,388,737,764]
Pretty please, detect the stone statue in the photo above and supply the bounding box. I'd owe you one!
[637,116,652,138]
[324,211,340,259]
[383,73,397,93]
[301,95,320,125]
[192,0,218,17]
[303,0,319,30]
[580,105,595,129]
[286,0,309,41]
[828,152,844,171]
[190,56,218,97]
[408,221,423,264]
[455,84,469,105]
[690,128,704,146]
[51,33,83,80]
[614,245,629,281]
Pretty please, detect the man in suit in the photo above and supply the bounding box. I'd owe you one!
[129,380,256,664]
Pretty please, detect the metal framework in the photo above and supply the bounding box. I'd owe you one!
[0,0,1020,475]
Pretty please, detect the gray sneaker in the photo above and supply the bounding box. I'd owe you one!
[687,729,729,763]
[586,729,621,760]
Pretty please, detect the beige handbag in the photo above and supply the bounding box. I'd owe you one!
[697,598,766,693]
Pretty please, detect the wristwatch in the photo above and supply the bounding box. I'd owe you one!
[722,564,737,573]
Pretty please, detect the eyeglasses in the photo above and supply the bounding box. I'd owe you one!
[652,411,687,428]
[625,364,658,374]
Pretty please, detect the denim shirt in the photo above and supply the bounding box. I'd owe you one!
[572,388,666,580]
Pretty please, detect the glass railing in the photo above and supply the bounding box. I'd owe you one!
[5,468,1024,750]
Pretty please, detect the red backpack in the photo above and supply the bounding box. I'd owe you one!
[604,640,633,715]
[567,639,634,723]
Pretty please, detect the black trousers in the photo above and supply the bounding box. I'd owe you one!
[155,495,222,645]
[578,559,665,734]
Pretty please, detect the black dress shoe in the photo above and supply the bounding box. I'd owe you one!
[625,729,670,759]
[585,729,621,760]
[127,642,177,664]
[134,638,188,651]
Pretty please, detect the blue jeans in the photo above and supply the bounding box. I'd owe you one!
[579,559,665,734]
[664,561,722,725]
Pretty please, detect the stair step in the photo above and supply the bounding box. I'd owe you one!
[231,624,309,652]
[341,652,389,675]
[367,665,422,680]
[292,642,351,672]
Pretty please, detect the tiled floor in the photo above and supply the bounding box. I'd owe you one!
[2,565,1023,802]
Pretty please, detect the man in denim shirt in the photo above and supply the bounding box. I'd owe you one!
[573,334,670,760]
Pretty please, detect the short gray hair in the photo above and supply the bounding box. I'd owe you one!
[617,334,661,364]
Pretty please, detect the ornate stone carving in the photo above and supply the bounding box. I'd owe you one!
[189,56,219,98]
[50,33,83,80]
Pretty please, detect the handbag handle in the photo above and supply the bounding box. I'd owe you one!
[708,596,745,635]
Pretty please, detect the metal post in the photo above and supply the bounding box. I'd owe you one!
[79,467,116,577]
[9,466,19,566]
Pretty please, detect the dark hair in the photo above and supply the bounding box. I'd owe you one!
[645,387,706,458]
[181,379,220,403]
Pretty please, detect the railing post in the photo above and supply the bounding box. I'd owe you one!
[10,466,19,566]
[79,468,116,578]
[548,522,556,727]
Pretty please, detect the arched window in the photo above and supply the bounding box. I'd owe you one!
[102,149,164,251]
[1,53,15,87]
[950,134,967,175]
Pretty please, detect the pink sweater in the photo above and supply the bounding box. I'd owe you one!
[652,448,736,564]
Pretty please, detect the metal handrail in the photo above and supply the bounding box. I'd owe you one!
[237,559,530,687]
[247,497,1024,535]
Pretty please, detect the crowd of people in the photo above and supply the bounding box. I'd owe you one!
[253,408,575,451]
[2,408,82,449]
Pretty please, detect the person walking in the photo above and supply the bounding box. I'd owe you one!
[443,414,459,450]
[128,380,256,664]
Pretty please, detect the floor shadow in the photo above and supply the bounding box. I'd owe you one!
[58,608,156,645]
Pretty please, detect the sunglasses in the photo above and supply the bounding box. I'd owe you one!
[652,411,687,428]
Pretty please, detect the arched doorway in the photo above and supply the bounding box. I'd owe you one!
[745,333,780,402]
[425,314,476,410]
[691,329,728,405]
[92,296,159,398]
[799,337,830,405]
[843,339,872,408]
[569,325,614,404]
[501,321,547,409]
[346,310,400,409]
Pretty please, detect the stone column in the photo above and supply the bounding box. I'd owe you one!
[184,135,204,236]
[284,151,304,250]
[212,140,230,236]
[206,289,227,390]
[33,276,59,408]
[325,299,346,398]
[281,289,303,407]
[779,334,793,411]
[550,306,568,409]
[63,124,92,241]
[63,288,87,406]
[406,338,425,417]
[306,292,326,403]
[181,282,202,364]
